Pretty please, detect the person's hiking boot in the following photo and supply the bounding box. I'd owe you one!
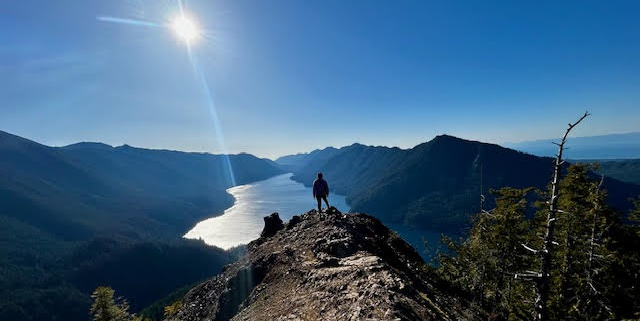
[327,206,340,214]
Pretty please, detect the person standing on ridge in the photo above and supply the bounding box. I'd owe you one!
[313,172,330,212]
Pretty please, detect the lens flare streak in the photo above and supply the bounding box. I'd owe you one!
[187,50,237,186]
[97,2,237,186]
[97,16,161,27]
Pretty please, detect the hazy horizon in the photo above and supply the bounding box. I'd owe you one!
[3,127,639,160]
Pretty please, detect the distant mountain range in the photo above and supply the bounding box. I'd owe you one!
[275,147,340,172]
[504,132,640,159]
[278,135,640,233]
[3,129,639,321]
[0,131,284,240]
[0,130,284,321]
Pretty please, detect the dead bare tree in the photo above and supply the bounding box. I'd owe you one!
[534,111,590,321]
[583,175,615,317]
[586,175,604,290]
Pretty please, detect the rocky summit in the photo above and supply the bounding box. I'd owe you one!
[166,208,477,321]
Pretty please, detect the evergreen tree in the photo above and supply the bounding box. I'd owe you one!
[90,286,150,321]
[438,165,640,320]
[542,165,616,320]
[630,197,640,235]
[439,187,536,319]
[164,300,182,318]
[608,198,640,319]
[90,286,132,321]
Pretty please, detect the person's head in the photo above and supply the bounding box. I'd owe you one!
[317,172,323,179]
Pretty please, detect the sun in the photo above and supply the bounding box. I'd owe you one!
[172,15,200,43]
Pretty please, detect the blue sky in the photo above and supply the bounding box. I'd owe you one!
[2,0,639,158]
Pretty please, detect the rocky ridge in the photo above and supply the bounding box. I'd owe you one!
[166,208,477,321]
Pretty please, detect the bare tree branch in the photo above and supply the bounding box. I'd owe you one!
[534,111,590,321]
[521,243,539,253]
[587,175,605,294]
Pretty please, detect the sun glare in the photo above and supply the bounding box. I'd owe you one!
[172,15,200,43]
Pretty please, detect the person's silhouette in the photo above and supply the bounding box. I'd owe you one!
[312,172,330,212]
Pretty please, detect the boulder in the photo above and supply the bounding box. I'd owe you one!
[260,212,284,238]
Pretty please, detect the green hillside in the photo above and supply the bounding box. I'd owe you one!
[0,130,283,321]
[287,135,640,233]
[584,159,640,185]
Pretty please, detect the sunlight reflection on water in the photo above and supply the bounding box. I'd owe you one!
[183,173,350,249]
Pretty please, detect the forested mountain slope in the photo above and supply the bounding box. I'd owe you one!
[0,130,283,240]
[287,135,640,232]
[589,159,640,185]
[0,130,283,321]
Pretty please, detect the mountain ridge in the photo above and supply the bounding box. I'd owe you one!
[282,134,640,233]
[167,208,479,321]
[0,129,285,321]
[3,129,639,320]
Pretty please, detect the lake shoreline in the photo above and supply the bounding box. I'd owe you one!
[184,173,446,261]
[183,173,350,249]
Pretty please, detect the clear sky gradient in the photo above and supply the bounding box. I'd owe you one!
[2,0,639,158]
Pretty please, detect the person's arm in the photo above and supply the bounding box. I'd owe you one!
[312,180,316,198]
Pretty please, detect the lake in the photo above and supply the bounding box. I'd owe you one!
[183,173,443,259]
[183,173,350,249]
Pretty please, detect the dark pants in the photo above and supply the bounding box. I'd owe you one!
[316,195,329,212]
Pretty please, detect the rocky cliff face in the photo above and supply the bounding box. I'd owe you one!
[166,208,477,321]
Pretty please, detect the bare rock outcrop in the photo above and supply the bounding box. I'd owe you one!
[166,208,478,321]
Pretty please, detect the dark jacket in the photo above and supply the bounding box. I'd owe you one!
[312,178,329,198]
